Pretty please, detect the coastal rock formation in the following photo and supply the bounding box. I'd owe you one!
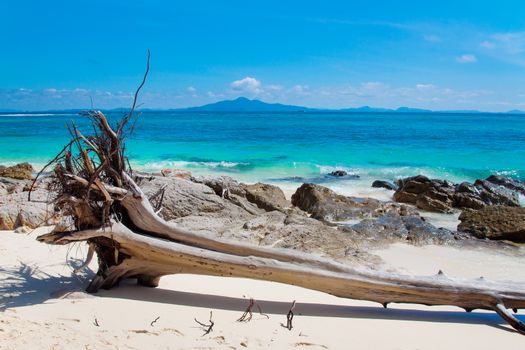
[244,182,289,212]
[139,175,258,222]
[458,206,525,242]
[394,175,455,213]
[292,183,416,221]
[0,179,55,230]
[0,162,34,180]
[138,175,369,263]
[393,174,524,213]
[372,180,398,191]
[330,170,348,177]
[348,214,458,245]
[291,183,454,245]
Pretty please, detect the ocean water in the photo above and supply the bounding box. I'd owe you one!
[1,111,524,197]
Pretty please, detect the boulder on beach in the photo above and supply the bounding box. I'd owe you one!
[393,175,455,213]
[292,183,386,221]
[372,180,398,191]
[458,206,525,242]
[393,174,524,213]
[291,183,456,245]
[0,162,34,180]
[329,170,348,177]
[244,182,289,212]
[0,181,55,230]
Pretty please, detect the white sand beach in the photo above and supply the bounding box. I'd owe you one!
[2,227,524,350]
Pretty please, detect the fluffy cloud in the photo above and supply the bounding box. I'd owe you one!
[230,76,262,94]
[456,54,477,63]
[187,86,198,97]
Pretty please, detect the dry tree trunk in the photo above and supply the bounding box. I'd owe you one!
[33,57,525,334]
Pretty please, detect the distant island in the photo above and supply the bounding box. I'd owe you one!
[173,97,525,114]
[1,97,525,114]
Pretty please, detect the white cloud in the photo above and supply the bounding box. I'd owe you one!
[186,86,198,97]
[416,84,436,90]
[230,76,262,94]
[456,54,477,63]
[266,84,283,91]
[290,84,310,95]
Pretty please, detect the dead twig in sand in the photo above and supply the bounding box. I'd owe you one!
[150,316,160,327]
[237,298,269,322]
[282,300,296,330]
[194,311,214,336]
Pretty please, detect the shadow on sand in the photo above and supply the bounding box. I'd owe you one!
[2,267,523,335]
[99,279,524,334]
[0,261,93,310]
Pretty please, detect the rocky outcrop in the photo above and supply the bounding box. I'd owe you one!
[0,163,34,180]
[0,178,55,230]
[244,182,289,212]
[458,206,525,242]
[372,180,398,191]
[138,175,259,222]
[291,183,456,245]
[393,175,455,213]
[347,214,459,245]
[393,175,525,213]
[137,175,377,265]
[328,170,360,179]
[330,170,348,177]
[292,183,415,221]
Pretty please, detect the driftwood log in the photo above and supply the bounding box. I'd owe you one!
[33,66,525,334]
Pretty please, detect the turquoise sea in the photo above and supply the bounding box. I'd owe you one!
[1,111,524,196]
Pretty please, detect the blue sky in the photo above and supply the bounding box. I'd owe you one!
[2,0,525,111]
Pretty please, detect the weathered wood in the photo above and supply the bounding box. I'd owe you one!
[37,221,525,313]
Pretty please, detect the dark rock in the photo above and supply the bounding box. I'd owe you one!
[394,175,455,213]
[372,180,398,191]
[394,174,525,213]
[458,206,525,242]
[473,179,520,207]
[292,183,387,221]
[485,175,525,196]
[0,163,33,180]
[452,192,486,210]
[244,182,289,212]
[349,213,455,245]
[330,170,348,177]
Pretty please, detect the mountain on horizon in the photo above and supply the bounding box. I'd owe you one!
[175,97,510,114]
[2,97,525,114]
[177,97,311,112]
